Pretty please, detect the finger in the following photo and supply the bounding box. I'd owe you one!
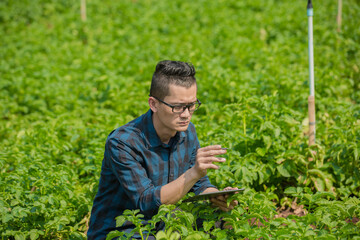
[197,150,227,159]
[211,197,236,212]
[198,156,226,163]
[201,163,221,170]
[210,195,227,204]
[227,205,235,210]
[198,146,227,155]
[210,198,228,209]
[211,203,227,212]
[197,159,225,168]
[200,145,222,151]
[215,194,227,202]
[217,205,232,212]
[197,162,221,171]
[199,160,226,170]
[223,194,234,203]
[230,200,239,207]
[205,149,227,156]
[219,206,230,212]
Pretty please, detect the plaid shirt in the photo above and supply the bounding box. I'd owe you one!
[87,110,215,239]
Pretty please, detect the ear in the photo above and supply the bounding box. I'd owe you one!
[148,97,158,112]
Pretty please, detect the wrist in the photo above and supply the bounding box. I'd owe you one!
[188,166,203,181]
[202,187,219,194]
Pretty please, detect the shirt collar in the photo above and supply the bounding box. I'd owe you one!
[177,130,186,142]
[142,109,163,148]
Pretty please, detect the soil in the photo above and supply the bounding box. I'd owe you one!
[275,199,307,218]
[250,198,359,228]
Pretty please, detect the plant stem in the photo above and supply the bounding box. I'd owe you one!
[139,229,144,240]
[243,112,247,154]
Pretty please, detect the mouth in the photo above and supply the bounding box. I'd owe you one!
[178,121,189,126]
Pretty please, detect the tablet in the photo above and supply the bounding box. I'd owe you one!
[183,188,245,202]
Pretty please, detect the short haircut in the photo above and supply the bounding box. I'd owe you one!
[150,60,197,100]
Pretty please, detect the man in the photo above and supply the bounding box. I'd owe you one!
[87,60,237,239]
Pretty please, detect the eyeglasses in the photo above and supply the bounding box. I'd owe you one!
[150,95,201,114]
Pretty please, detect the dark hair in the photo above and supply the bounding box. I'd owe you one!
[150,60,197,100]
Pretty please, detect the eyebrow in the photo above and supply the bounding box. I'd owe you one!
[170,101,197,105]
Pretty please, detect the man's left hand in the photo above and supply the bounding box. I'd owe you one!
[209,187,239,212]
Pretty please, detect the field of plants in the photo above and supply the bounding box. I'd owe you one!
[1,0,359,239]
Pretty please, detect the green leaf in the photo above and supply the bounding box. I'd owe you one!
[277,164,291,178]
[214,230,228,240]
[203,221,215,232]
[14,233,26,240]
[115,215,126,227]
[155,231,167,240]
[169,231,181,240]
[316,234,337,240]
[258,170,264,184]
[284,187,297,195]
[262,135,272,150]
[179,225,189,236]
[106,230,124,240]
[10,199,20,207]
[184,232,208,240]
[311,177,325,192]
[29,230,40,240]
[256,147,266,157]
[2,213,13,223]
[274,127,281,138]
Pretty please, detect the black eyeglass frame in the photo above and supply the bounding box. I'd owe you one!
[150,95,201,113]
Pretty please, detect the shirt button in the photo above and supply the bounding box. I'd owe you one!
[170,173,174,177]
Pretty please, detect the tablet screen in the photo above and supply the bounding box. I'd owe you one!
[183,188,245,202]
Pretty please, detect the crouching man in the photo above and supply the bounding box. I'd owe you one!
[87,60,237,239]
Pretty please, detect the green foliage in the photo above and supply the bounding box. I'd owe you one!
[1,0,359,239]
[107,190,360,239]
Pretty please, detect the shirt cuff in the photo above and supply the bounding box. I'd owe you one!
[153,185,162,207]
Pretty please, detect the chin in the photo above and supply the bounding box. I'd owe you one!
[175,125,189,132]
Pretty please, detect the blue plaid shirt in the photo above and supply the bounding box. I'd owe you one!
[87,110,215,239]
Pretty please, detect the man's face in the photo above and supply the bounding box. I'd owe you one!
[156,83,197,133]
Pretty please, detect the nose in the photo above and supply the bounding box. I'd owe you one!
[179,107,191,118]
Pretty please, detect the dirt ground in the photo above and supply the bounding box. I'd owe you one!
[249,198,359,228]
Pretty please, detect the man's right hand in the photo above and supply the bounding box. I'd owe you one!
[192,145,227,179]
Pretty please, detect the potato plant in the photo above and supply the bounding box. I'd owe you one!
[0,0,359,239]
